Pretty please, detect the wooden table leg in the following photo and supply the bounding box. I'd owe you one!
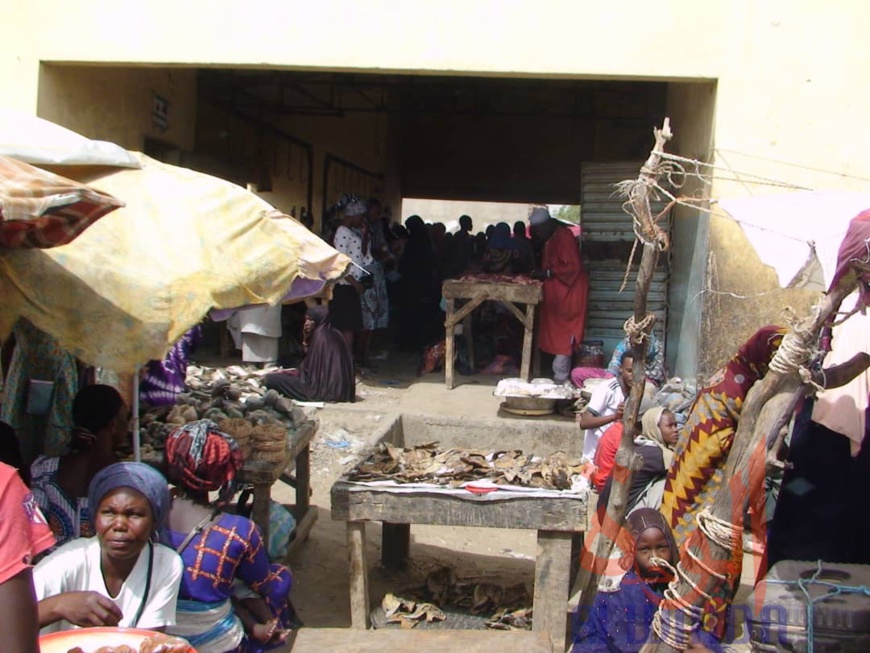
[347,521,371,629]
[520,302,535,381]
[252,482,270,544]
[533,530,573,652]
[444,298,456,389]
[295,445,311,520]
[463,311,474,371]
[381,522,410,569]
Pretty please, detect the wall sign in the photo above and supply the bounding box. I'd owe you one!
[152,94,169,132]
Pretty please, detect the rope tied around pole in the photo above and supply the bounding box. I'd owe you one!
[650,509,742,649]
[768,306,826,393]
[623,313,656,347]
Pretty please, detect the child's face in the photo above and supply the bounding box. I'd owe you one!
[635,527,673,579]
[659,410,679,447]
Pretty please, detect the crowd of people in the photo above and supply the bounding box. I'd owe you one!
[6,200,870,652]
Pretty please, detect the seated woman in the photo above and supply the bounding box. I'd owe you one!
[596,407,679,514]
[262,306,355,403]
[163,421,294,653]
[572,508,721,652]
[33,462,182,633]
[30,384,128,548]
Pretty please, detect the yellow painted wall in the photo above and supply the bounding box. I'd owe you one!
[37,65,197,152]
[6,0,870,374]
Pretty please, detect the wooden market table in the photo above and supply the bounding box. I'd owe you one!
[331,480,586,651]
[441,278,543,389]
[236,419,318,558]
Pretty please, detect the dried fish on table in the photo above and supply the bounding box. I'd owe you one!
[345,441,591,491]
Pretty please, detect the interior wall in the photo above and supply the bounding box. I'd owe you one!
[36,65,197,152]
[194,100,395,229]
[399,111,663,204]
[664,81,716,380]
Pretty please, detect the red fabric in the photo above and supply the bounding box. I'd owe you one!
[0,155,123,249]
[0,463,54,584]
[592,422,623,491]
[165,424,243,502]
[828,209,870,308]
[539,227,589,355]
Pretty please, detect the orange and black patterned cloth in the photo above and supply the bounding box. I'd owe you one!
[661,325,787,541]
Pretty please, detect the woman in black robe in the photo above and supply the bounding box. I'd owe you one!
[263,306,355,403]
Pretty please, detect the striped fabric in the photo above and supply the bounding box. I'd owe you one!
[0,155,122,248]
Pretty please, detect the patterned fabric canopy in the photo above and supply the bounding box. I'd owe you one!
[0,152,349,371]
[0,155,123,248]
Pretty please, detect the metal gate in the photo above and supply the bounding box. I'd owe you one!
[580,162,671,357]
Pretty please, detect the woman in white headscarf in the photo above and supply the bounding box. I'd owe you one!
[632,406,678,510]
[596,405,679,514]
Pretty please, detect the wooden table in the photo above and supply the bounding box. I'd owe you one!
[237,420,318,558]
[442,279,543,389]
[331,480,586,651]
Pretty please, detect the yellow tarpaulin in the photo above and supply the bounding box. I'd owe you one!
[0,153,349,371]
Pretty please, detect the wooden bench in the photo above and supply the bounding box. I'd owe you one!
[277,628,554,653]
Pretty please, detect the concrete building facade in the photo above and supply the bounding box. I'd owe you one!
[3,0,868,377]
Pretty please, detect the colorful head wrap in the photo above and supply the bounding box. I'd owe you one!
[88,462,170,533]
[165,419,243,505]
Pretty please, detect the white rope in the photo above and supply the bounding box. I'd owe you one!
[696,508,741,552]
[623,314,656,346]
[650,557,703,650]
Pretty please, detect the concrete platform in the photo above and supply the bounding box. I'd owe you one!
[276,628,554,653]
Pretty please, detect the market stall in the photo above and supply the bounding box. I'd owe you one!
[329,413,587,652]
[442,276,543,389]
[139,364,320,556]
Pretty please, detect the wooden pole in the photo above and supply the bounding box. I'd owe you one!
[575,119,673,615]
[641,279,857,652]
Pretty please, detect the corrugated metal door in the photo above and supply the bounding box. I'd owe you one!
[580,162,670,357]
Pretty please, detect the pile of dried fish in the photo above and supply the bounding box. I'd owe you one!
[380,566,532,630]
[138,365,306,455]
[382,593,446,628]
[485,607,533,631]
[346,442,589,490]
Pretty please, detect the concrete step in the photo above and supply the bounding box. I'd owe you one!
[275,628,555,653]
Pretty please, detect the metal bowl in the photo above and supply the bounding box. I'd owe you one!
[504,395,557,411]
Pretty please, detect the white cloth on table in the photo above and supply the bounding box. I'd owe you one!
[582,378,626,460]
[33,536,183,634]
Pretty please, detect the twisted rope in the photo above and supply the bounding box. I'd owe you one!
[767,305,825,393]
[650,510,742,649]
[623,314,656,347]
[650,556,703,650]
